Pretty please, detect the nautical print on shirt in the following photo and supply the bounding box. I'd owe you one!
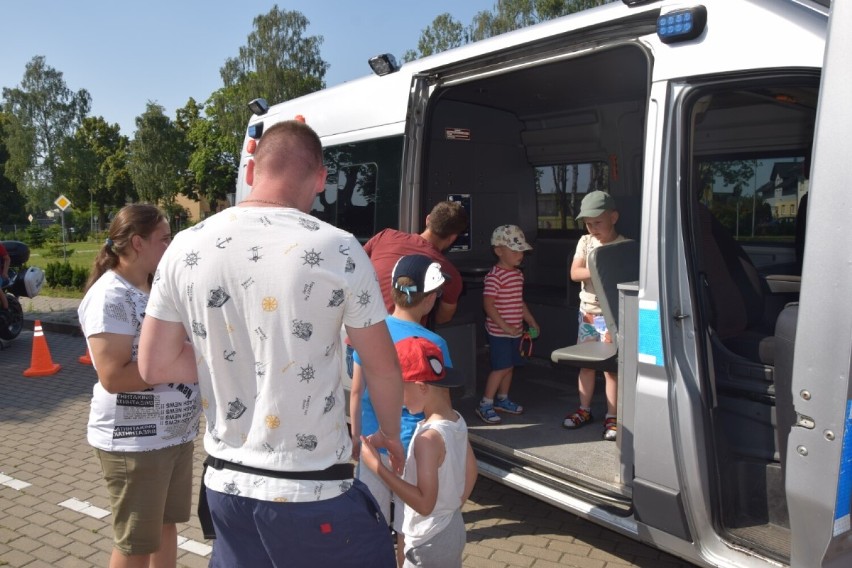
[146,206,388,502]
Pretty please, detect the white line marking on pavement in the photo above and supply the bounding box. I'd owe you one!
[3,470,210,558]
[177,536,213,556]
[59,497,111,519]
[0,473,32,490]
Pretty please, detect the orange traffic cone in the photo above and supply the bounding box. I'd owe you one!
[79,348,92,365]
[23,320,62,377]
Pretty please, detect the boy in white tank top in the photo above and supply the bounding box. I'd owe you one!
[359,337,478,567]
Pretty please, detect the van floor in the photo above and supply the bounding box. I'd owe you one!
[453,353,792,562]
[454,353,626,500]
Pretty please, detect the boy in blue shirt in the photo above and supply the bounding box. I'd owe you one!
[351,254,454,564]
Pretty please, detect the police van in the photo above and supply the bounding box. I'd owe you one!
[235,1,850,565]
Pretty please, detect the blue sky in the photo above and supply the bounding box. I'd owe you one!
[1,1,495,136]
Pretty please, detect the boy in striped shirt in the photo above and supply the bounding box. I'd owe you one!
[476,225,540,424]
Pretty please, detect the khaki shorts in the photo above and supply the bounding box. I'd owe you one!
[95,442,194,555]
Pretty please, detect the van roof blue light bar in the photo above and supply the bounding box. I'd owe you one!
[657,6,707,44]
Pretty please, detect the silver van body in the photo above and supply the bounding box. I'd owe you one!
[236,1,850,566]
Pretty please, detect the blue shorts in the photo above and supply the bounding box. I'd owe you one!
[207,479,395,568]
[578,310,611,344]
[487,333,526,371]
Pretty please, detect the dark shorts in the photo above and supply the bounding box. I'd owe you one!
[487,333,526,371]
[207,479,396,568]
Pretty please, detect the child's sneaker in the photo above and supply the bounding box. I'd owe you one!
[476,403,502,424]
[603,416,617,441]
[493,397,524,415]
[562,407,593,429]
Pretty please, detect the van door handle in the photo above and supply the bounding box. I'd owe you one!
[673,312,690,321]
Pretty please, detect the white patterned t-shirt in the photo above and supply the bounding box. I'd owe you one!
[146,206,389,502]
[79,270,201,452]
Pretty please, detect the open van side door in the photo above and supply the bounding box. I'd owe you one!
[786,2,852,566]
[399,74,433,232]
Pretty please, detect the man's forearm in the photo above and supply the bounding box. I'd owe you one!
[139,317,198,385]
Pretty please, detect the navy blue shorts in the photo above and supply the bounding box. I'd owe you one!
[487,333,526,371]
[207,479,395,568]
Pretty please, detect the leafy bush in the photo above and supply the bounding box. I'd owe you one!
[72,265,89,289]
[26,224,46,248]
[44,244,75,259]
[44,262,57,287]
[44,224,63,243]
[44,261,89,291]
[45,261,74,288]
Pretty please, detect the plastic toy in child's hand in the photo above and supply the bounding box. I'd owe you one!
[527,327,539,339]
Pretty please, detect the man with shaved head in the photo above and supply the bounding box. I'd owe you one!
[139,120,402,567]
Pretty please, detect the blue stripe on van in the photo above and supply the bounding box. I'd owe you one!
[637,301,664,367]
[833,400,852,536]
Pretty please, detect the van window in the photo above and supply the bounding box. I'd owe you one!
[696,156,808,244]
[314,161,377,239]
[313,136,403,240]
[535,162,609,233]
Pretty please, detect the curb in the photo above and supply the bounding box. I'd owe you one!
[23,318,82,336]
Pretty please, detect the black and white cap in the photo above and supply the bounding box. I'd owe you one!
[391,254,446,297]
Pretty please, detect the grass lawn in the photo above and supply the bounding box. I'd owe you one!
[25,241,100,299]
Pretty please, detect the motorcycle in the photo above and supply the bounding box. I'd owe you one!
[1,240,45,341]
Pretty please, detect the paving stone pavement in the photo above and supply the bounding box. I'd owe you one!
[0,297,694,567]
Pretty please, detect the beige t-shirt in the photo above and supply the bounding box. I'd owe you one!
[573,233,626,314]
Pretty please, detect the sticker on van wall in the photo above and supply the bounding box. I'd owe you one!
[447,194,471,251]
[833,399,852,536]
[638,300,664,366]
[445,127,471,141]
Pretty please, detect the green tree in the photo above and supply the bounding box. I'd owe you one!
[403,13,467,62]
[128,102,188,205]
[1,56,90,213]
[406,0,615,59]
[56,116,133,231]
[175,97,234,214]
[209,6,329,164]
[0,112,27,225]
[471,0,614,41]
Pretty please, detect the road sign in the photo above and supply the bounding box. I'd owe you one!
[54,195,71,211]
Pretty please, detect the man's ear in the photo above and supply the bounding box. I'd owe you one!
[246,158,256,186]
[315,166,328,194]
[610,210,620,224]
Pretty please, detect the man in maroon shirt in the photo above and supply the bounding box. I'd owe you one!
[364,201,468,326]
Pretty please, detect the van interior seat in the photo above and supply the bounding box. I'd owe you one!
[697,204,777,366]
[550,239,639,372]
[773,302,798,480]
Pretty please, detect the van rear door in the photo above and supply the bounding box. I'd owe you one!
[785,2,852,566]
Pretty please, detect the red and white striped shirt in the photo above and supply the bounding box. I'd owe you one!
[483,265,525,337]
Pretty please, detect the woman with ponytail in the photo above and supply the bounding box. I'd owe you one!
[78,204,200,568]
